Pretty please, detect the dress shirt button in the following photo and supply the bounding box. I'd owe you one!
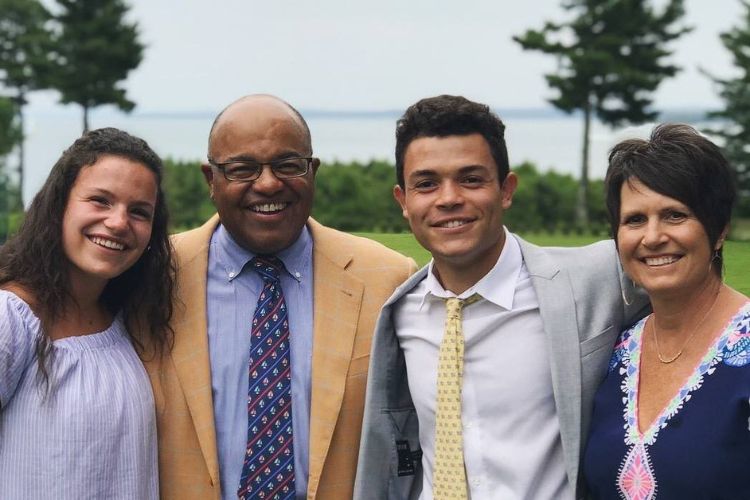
[464,422,473,429]
[471,478,481,487]
[295,271,301,278]
[228,271,236,278]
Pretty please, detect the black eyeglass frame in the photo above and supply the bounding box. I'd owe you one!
[206,156,318,182]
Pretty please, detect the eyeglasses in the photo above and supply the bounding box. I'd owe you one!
[207,157,316,182]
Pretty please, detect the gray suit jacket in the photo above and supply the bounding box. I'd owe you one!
[353,236,649,500]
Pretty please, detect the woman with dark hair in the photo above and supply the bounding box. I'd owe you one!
[0,128,174,498]
[583,124,750,498]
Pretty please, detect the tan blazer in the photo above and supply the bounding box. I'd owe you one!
[145,215,416,499]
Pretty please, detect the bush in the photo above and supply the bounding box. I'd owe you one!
[159,158,608,234]
[313,160,408,232]
[162,158,215,231]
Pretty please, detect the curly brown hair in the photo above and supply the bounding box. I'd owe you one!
[0,127,175,389]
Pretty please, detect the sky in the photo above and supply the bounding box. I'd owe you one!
[28,0,745,115]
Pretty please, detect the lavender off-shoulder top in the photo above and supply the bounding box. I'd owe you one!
[0,289,158,499]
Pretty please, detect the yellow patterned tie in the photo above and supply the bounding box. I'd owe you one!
[433,294,480,500]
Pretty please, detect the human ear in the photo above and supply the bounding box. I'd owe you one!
[501,172,518,209]
[201,163,215,199]
[393,185,408,218]
[715,225,730,250]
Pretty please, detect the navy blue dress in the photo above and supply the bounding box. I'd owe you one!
[583,302,750,499]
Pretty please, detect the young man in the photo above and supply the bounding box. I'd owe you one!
[354,95,647,499]
[145,94,416,499]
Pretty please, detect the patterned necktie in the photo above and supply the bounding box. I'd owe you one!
[433,294,480,500]
[237,256,295,500]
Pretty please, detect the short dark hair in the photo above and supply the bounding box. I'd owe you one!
[395,95,510,188]
[605,123,736,276]
[0,127,175,386]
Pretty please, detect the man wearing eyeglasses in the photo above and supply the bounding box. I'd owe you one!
[145,94,416,500]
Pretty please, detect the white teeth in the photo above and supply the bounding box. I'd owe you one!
[645,256,679,266]
[440,220,466,228]
[251,202,286,213]
[90,236,125,251]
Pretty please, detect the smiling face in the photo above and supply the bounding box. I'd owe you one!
[62,155,158,293]
[616,178,723,298]
[394,133,516,289]
[204,97,318,254]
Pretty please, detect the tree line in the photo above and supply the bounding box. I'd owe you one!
[161,158,610,235]
[0,155,610,238]
[161,159,410,234]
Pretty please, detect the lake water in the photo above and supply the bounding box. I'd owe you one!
[18,110,705,204]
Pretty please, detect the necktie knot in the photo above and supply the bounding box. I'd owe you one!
[445,294,480,320]
[445,298,463,321]
[251,255,284,282]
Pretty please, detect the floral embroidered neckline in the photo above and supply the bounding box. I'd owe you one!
[621,301,750,446]
[614,302,750,500]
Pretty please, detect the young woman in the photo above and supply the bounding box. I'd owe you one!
[0,128,174,498]
[584,124,750,498]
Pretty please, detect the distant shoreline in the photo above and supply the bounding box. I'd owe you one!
[26,107,718,123]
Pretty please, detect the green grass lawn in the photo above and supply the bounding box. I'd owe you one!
[357,232,750,296]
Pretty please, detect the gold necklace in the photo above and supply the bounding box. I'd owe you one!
[651,287,722,364]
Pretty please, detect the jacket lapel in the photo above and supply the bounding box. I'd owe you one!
[306,220,365,495]
[518,238,582,489]
[169,216,221,485]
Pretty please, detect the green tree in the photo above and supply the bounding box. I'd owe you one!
[161,159,407,233]
[313,160,408,232]
[52,0,143,132]
[514,0,689,226]
[162,159,215,231]
[0,95,22,240]
[0,96,21,158]
[158,157,611,235]
[505,162,544,232]
[508,162,579,233]
[0,0,54,205]
[705,0,750,217]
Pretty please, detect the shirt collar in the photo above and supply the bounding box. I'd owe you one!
[214,223,312,283]
[419,227,522,310]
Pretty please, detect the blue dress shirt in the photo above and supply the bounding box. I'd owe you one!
[206,224,314,500]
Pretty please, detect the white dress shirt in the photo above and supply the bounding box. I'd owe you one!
[394,230,573,500]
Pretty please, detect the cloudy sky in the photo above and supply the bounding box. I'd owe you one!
[29,0,744,115]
